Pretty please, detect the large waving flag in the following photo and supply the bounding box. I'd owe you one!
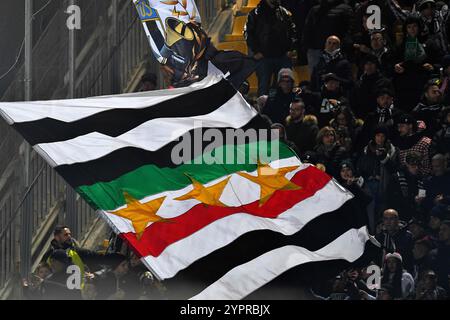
[0,74,370,299]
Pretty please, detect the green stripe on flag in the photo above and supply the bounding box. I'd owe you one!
[77,141,296,211]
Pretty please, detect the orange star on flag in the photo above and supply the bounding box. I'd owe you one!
[237,161,301,206]
[174,175,231,207]
[110,192,168,239]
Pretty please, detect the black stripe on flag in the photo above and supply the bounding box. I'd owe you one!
[55,115,274,187]
[160,199,376,300]
[12,79,236,145]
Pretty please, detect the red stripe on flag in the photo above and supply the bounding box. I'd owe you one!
[121,166,331,258]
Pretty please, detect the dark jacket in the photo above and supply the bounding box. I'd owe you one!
[386,166,424,221]
[302,0,353,51]
[245,1,297,58]
[412,98,444,138]
[357,139,398,197]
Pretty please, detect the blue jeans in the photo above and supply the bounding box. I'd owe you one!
[256,55,292,96]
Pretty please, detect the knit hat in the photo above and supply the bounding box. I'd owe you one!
[385,252,403,263]
[277,68,295,83]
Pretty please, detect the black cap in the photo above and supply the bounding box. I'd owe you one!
[376,87,394,98]
[105,253,128,270]
[397,113,416,125]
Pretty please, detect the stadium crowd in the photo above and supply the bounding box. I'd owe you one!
[21,0,450,300]
[241,0,450,300]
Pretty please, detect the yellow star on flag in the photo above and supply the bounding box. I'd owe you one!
[237,161,301,206]
[110,192,168,239]
[174,175,231,207]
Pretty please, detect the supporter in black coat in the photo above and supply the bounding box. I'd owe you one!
[412,78,445,138]
[351,55,391,120]
[386,152,425,222]
[92,253,130,300]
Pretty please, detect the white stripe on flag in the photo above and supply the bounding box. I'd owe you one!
[139,178,353,280]
[190,226,370,300]
[35,92,256,166]
[0,75,222,124]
